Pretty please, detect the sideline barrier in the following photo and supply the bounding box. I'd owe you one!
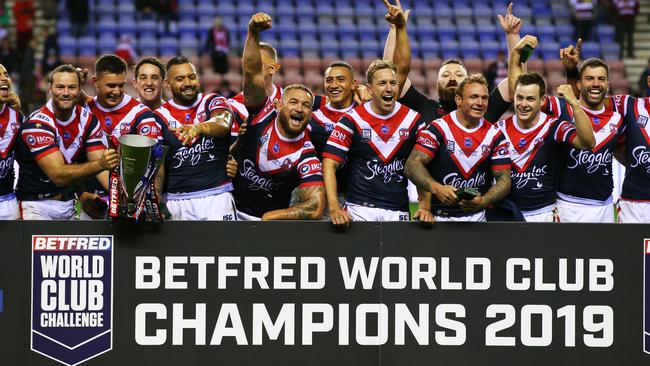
[0,221,649,366]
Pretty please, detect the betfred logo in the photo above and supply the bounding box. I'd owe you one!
[31,235,113,366]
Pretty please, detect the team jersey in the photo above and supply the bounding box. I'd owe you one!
[233,110,324,218]
[323,102,425,212]
[85,94,163,195]
[16,101,107,201]
[156,93,233,197]
[413,110,511,217]
[308,97,356,157]
[620,97,650,201]
[496,112,577,212]
[228,84,283,139]
[542,96,625,203]
[0,105,24,196]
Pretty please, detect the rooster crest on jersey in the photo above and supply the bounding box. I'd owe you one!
[31,235,113,366]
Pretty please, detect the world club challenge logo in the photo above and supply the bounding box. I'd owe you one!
[31,235,113,365]
[644,238,650,355]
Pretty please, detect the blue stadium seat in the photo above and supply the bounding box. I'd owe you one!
[536,24,557,42]
[77,36,98,56]
[460,41,480,59]
[59,36,77,56]
[480,41,500,59]
[437,25,457,43]
[320,40,340,58]
[432,4,453,18]
[279,39,300,58]
[581,42,601,59]
[472,5,492,19]
[597,25,616,43]
[295,4,315,18]
[159,37,179,56]
[540,41,560,60]
[441,42,461,59]
[97,34,117,54]
[96,19,118,35]
[315,3,335,17]
[420,39,440,58]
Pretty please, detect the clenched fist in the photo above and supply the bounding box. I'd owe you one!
[249,13,272,34]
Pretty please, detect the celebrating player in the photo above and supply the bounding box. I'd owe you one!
[79,54,164,219]
[0,64,23,219]
[154,56,236,220]
[133,56,166,111]
[405,74,512,222]
[16,65,118,220]
[541,58,624,222]
[322,58,432,225]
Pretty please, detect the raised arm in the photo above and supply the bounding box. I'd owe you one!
[383,0,410,94]
[508,35,538,98]
[261,185,325,220]
[497,2,523,101]
[560,38,582,99]
[172,110,233,145]
[382,1,412,98]
[242,13,272,108]
[557,84,595,150]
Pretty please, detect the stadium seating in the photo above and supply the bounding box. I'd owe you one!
[56,0,627,94]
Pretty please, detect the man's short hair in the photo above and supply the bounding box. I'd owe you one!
[282,84,313,101]
[366,59,397,84]
[135,57,165,79]
[326,60,354,75]
[95,54,127,75]
[48,64,81,86]
[455,73,488,97]
[514,72,547,97]
[441,58,466,69]
[579,58,609,80]
[165,56,193,72]
[259,42,278,62]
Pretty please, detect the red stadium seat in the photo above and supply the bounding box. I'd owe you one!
[280,57,302,73]
[302,58,321,73]
[423,58,442,74]
[463,59,483,74]
[545,60,564,75]
[526,59,545,75]
[228,55,242,73]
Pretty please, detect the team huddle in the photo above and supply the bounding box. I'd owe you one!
[0,2,648,223]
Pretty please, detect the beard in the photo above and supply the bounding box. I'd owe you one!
[437,83,458,104]
[173,86,198,105]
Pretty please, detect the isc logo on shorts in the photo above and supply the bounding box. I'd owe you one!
[31,235,114,366]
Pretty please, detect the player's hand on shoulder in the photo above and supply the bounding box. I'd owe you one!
[249,12,272,34]
[412,208,435,225]
[329,207,351,228]
[433,185,459,206]
[100,148,119,171]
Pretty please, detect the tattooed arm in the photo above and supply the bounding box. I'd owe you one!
[459,168,511,212]
[261,185,325,220]
[405,149,458,205]
[242,13,271,107]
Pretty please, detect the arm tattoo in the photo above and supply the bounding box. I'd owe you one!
[268,186,325,220]
[483,169,511,206]
[404,149,436,192]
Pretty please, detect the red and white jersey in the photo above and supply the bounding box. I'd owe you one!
[620,97,650,201]
[323,102,426,212]
[414,110,511,217]
[86,94,162,143]
[16,101,106,200]
[0,105,24,196]
[228,84,282,138]
[308,96,356,157]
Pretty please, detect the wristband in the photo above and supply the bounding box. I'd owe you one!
[566,68,579,80]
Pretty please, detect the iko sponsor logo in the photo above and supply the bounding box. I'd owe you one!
[172,138,214,168]
[511,165,548,190]
[631,146,650,173]
[364,159,405,183]
[443,171,486,188]
[567,148,613,174]
[31,235,113,366]
[240,159,279,192]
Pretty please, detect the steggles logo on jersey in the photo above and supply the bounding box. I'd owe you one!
[241,159,279,192]
[172,138,214,168]
[364,159,405,183]
[511,165,548,189]
[0,155,13,178]
[630,146,650,173]
[568,148,613,174]
[443,171,486,188]
[643,239,650,354]
[31,235,113,366]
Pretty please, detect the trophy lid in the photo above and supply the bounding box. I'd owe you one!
[118,134,157,148]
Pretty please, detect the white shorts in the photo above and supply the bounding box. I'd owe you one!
[618,200,650,223]
[435,210,486,222]
[0,193,19,220]
[167,191,237,221]
[522,204,557,223]
[346,202,410,222]
[556,198,615,223]
[236,210,261,221]
[20,199,76,220]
